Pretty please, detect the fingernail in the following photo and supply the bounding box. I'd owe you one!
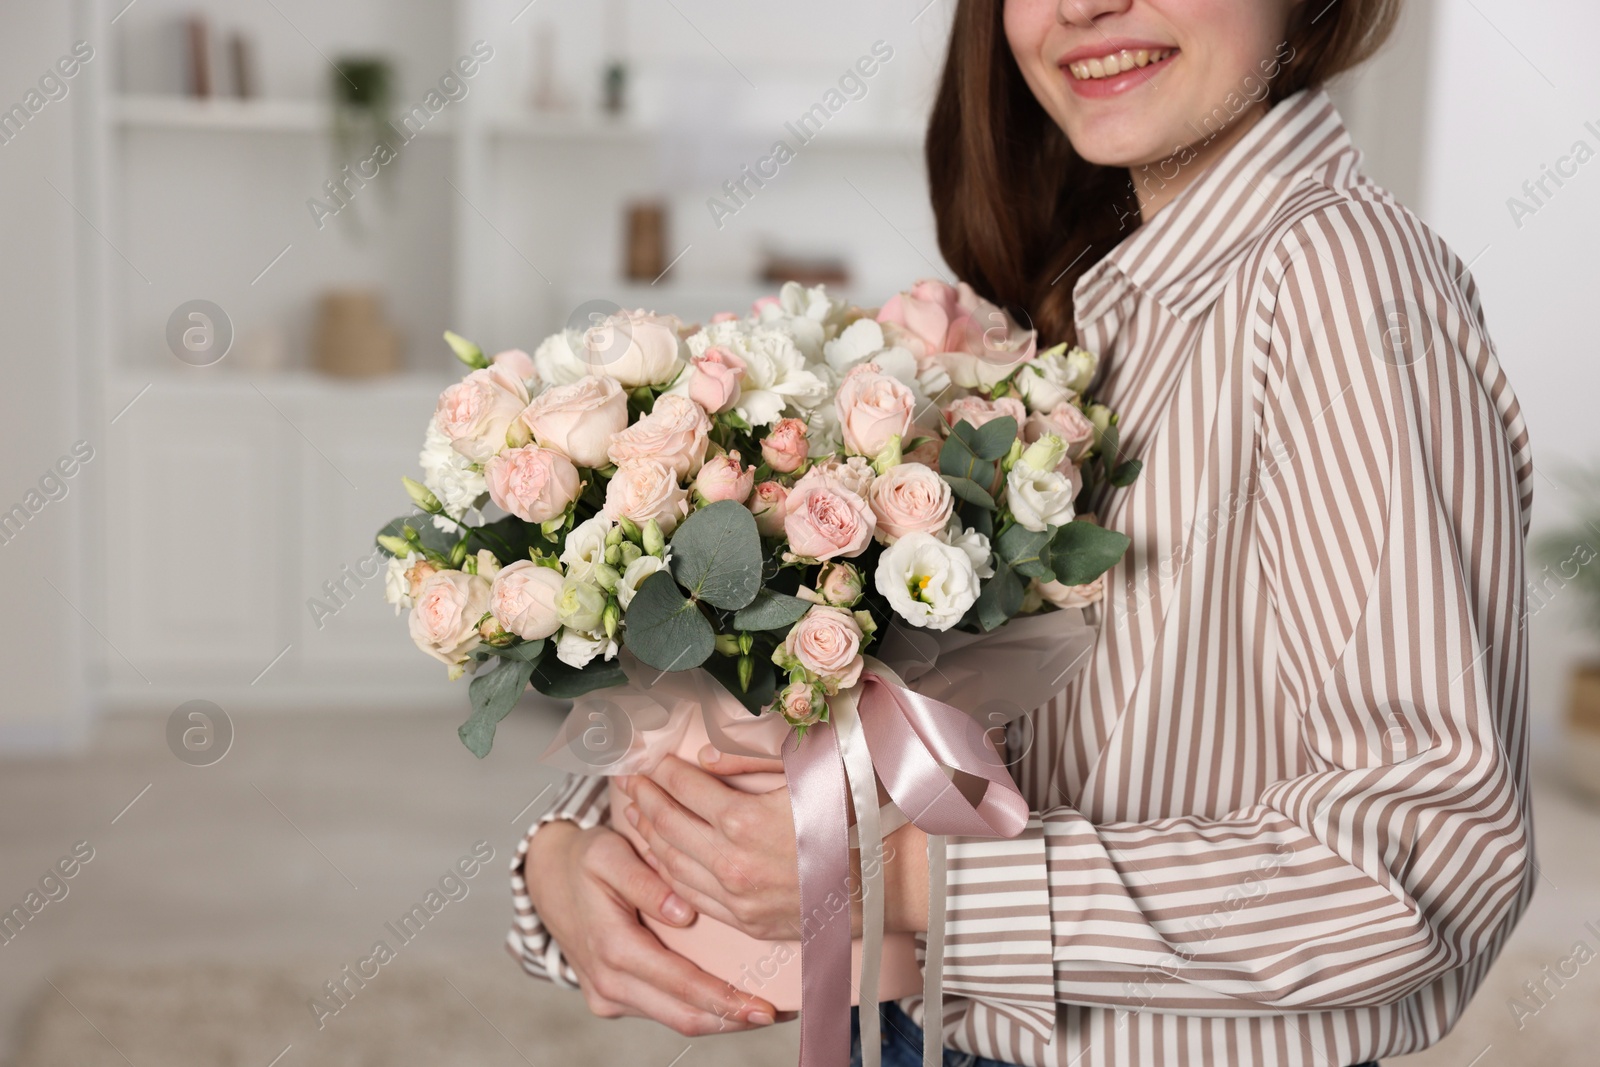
[698,744,720,766]
[624,805,639,826]
[662,893,692,924]
[748,1010,774,1026]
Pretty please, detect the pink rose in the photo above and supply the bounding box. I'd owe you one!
[944,395,1027,432]
[687,345,746,414]
[1036,575,1104,609]
[582,308,685,387]
[434,366,531,464]
[403,558,439,600]
[489,560,565,640]
[784,605,864,689]
[409,569,491,669]
[835,362,915,458]
[1026,403,1095,461]
[695,451,756,504]
[776,679,825,728]
[876,279,962,358]
[809,455,875,498]
[484,446,581,523]
[938,286,1036,390]
[747,481,789,536]
[491,348,537,385]
[868,462,954,544]
[605,459,690,534]
[761,417,810,474]
[784,475,875,561]
[904,437,942,467]
[607,394,711,479]
[800,560,864,608]
[710,311,739,324]
[520,375,629,469]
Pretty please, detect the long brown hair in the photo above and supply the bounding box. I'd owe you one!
[926,0,1402,345]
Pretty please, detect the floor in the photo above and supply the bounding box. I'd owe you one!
[1,704,1596,1065]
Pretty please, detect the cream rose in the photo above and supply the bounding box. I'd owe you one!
[1025,402,1096,462]
[1006,460,1077,532]
[605,459,690,534]
[783,605,864,690]
[521,375,630,469]
[584,308,685,387]
[607,394,711,478]
[836,362,915,458]
[874,532,981,631]
[489,560,565,641]
[434,366,530,464]
[867,462,954,544]
[409,569,491,671]
[484,446,580,523]
[783,474,875,561]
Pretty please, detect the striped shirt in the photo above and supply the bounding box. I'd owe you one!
[508,89,1536,1067]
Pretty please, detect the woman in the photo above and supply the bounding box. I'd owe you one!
[511,2,1536,1065]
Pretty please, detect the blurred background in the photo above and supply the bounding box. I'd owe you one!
[2,0,1598,1063]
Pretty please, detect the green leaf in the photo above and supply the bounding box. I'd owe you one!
[1098,422,1122,478]
[459,658,537,758]
[703,652,777,716]
[997,526,1054,582]
[492,639,546,663]
[733,589,813,632]
[530,655,627,699]
[467,515,557,563]
[622,570,716,671]
[1110,459,1143,488]
[375,514,456,558]
[938,426,988,486]
[943,475,996,510]
[975,561,1024,632]
[968,416,1018,461]
[669,500,764,610]
[1047,521,1132,586]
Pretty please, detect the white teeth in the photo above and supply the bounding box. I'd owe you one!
[1070,49,1172,80]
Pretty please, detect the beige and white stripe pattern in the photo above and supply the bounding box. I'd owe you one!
[509,89,1536,1067]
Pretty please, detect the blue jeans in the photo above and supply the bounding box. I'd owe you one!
[849,1001,1380,1067]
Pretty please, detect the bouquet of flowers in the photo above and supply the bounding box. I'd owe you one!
[379,280,1135,750]
[377,279,1137,1064]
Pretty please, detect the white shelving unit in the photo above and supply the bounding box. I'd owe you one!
[72,0,944,712]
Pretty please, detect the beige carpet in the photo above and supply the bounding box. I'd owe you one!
[10,948,1596,1066]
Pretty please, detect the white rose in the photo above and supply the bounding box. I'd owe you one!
[533,329,592,386]
[874,531,981,632]
[584,309,685,388]
[556,626,617,669]
[1006,461,1077,532]
[560,515,615,583]
[556,577,607,634]
[1062,346,1097,395]
[617,553,669,609]
[1014,347,1080,413]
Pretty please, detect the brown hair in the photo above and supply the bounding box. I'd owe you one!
[926,0,1402,346]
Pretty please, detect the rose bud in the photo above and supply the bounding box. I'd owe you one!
[776,679,827,729]
[746,480,790,537]
[694,451,757,505]
[761,418,810,474]
[686,345,747,415]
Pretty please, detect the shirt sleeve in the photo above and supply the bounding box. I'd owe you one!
[506,773,610,987]
[938,201,1536,1040]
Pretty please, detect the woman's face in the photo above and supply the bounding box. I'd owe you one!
[1004,0,1299,169]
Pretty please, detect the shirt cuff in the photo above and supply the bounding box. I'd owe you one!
[507,775,609,989]
[939,815,1057,1041]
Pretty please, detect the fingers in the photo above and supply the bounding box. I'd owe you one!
[641,753,742,823]
[583,825,696,927]
[623,774,742,887]
[698,744,786,776]
[585,916,778,1034]
[625,800,746,921]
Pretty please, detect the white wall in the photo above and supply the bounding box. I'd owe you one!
[0,2,89,746]
[1415,0,1600,749]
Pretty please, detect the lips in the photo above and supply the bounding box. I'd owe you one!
[1065,47,1176,81]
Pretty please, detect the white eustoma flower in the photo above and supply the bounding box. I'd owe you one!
[1006,460,1077,532]
[755,282,849,361]
[555,626,617,669]
[533,329,592,386]
[1014,346,1081,413]
[560,514,614,582]
[616,553,668,609]
[943,516,996,580]
[874,531,981,631]
[419,417,488,523]
[384,554,417,614]
[1061,346,1098,395]
[686,323,827,427]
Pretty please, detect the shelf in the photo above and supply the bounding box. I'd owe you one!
[487,112,922,149]
[110,95,453,137]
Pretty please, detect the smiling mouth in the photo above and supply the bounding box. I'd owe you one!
[1066,48,1177,81]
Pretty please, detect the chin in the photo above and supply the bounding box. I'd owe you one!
[1060,117,1172,170]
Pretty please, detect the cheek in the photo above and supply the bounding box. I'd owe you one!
[1002,0,1056,78]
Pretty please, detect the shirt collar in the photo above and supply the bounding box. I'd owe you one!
[1074,89,1357,327]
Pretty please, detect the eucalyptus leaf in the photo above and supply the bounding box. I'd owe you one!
[969,416,1018,461]
[468,515,557,563]
[975,561,1024,632]
[943,475,996,509]
[733,589,812,632]
[531,655,628,699]
[459,658,537,758]
[1047,521,1132,586]
[997,526,1054,582]
[622,570,716,671]
[1110,459,1143,488]
[492,639,546,663]
[669,501,764,611]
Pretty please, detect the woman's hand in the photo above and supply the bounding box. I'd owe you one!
[614,746,932,941]
[524,819,778,1035]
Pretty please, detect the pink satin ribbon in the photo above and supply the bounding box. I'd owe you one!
[782,669,1031,1067]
